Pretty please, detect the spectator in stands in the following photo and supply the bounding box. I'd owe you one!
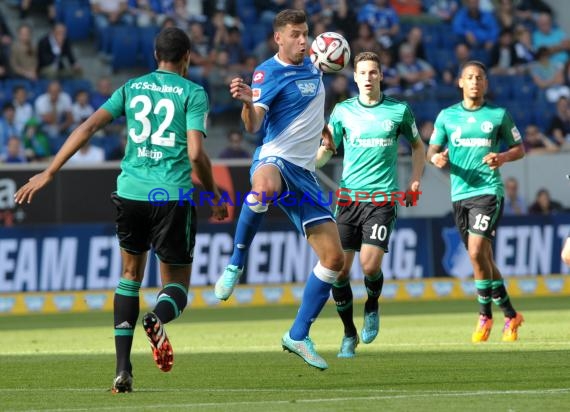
[320,0,355,41]
[163,0,193,30]
[129,0,165,28]
[19,0,56,23]
[71,90,95,130]
[0,42,9,80]
[22,118,51,161]
[0,8,13,49]
[513,24,535,70]
[223,27,248,72]
[396,42,436,97]
[68,141,106,163]
[90,0,134,57]
[2,137,27,163]
[207,49,239,114]
[548,96,570,148]
[239,55,258,85]
[529,188,564,215]
[253,31,278,63]
[90,76,113,109]
[9,23,37,82]
[0,103,19,147]
[12,86,34,136]
[522,124,559,154]
[398,25,426,61]
[218,130,251,159]
[37,23,83,79]
[255,0,289,26]
[532,12,569,66]
[503,176,528,215]
[442,42,471,85]
[325,74,351,114]
[424,0,460,23]
[452,0,499,51]
[489,28,526,75]
[529,46,570,104]
[357,0,400,49]
[351,22,384,58]
[34,80,74,148]
[494,0,522,31]
[379,49,402,96]
[515,0,552,26]
[188,22,214,83]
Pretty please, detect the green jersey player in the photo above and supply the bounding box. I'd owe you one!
[427,60,525,343]
[316,51,425,357]
[14,28,228,392]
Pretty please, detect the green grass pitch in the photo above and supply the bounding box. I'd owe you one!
[1,297,569,411]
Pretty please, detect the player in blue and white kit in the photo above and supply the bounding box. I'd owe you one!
[214,9,343,370]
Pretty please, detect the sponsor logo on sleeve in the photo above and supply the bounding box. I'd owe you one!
[253,71,265,83]
[511,126,522,142]
[252,88,261,101]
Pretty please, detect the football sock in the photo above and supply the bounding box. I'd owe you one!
[289,264,336,340]
[152,283,188,324]
[364,270,384,313]
[114,278,141,375]
[475,279,493,318]
[229,198,267,268]
[332,279,357,337]
[491,279,517,318]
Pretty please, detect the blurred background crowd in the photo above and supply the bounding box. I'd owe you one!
[0,0,569,214]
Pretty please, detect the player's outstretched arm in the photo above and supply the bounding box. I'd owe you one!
[14,108,113,205]
[406,138,426,206]
[482,143,525,170]
[229,76,265,133]
[426,144,448,169]
[188,130,228,221]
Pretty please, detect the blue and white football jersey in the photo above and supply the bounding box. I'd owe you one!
[251,54,325,171]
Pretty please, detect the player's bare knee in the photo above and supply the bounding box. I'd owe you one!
[321,252,344,273]
[562,249,570,266]
[361,264,381,278]
[336,268,350,282]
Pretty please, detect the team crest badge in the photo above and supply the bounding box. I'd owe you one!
[481,121,493,133]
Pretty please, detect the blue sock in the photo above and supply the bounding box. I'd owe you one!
[289,272,332,340]
[229,204,266,267]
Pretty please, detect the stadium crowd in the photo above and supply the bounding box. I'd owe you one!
[0,1,569,186]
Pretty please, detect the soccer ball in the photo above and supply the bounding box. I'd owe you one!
[309,32,351,73]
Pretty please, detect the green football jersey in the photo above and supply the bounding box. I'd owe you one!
[102,70,208,201]
[430,101,522,202]
[328,95,419,201]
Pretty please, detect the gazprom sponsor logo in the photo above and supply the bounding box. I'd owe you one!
[292,286,304,301]
[545,277,564,293]
[432,281,453,297]
[53,295,75,311]
[518,279,537,294]
[234,288,254,304]
[382,283,398,299]
[460,281,476,296]
[262,287,284,303]
[24,296,45,312]
[0,297,15,313]
[85,294,107,310]
[405,282,425,298]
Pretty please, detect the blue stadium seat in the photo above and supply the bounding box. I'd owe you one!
[488,75,512,103]
[507,101,532,130]
[3,79,34,101]
[138,26,159,70]
[532,100,556,131]
[59,1,92,41]
[111,26,141,72]
[62,78,93,98]
[510,74,537,100]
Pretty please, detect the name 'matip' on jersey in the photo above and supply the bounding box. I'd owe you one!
[251,55,325,171]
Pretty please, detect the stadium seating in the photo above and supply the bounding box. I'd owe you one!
[57,0,92,41]
[138,26,160,71]
[110,26,140,72]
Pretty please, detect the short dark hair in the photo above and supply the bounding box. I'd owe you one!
[273,9,307,32]
[460,60,488,76]
[155,27,191,63]
[354,52,381,71]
